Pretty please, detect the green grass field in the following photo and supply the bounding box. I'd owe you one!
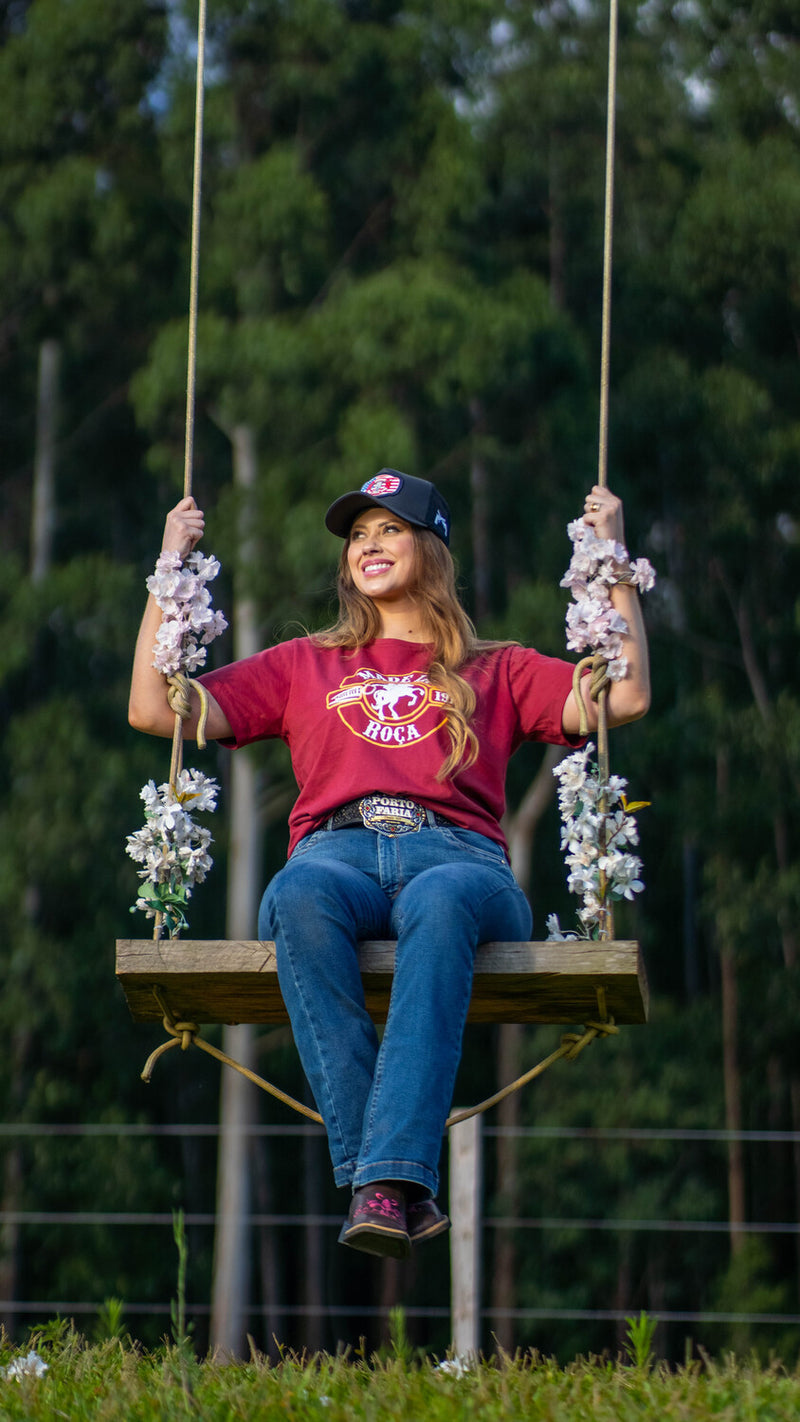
[1,1322,799,1422]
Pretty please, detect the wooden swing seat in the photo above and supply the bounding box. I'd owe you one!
[116,937,648,1027]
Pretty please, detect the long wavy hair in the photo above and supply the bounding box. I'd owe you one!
[313,525,510,779]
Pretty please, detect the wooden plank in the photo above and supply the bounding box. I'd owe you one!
[115,938,649,1027]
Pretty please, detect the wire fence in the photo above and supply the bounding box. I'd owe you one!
[2,1122,799,1334]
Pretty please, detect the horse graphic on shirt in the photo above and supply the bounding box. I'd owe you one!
[365,681,425,721]
[326,668,450,748]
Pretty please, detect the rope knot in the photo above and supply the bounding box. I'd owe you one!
[585,1018,619,1039]
[561,1016,618,1060]
[167,672,193,720]
[162,1015,199,1051]
[572,654,611,736]
[166,672,209,749]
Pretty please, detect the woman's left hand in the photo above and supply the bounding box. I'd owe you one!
[582,485,625,545]
[560,484,651,735]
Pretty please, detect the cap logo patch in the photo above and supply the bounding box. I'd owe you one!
[361,473,402,497]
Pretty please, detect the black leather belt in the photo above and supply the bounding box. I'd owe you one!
[325,794,453,836]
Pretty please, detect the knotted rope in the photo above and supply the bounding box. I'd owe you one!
[153,0,207,939]
[571,654,612,740]
[142,986,618,1128]
[142,989,324,1125]
[446,1013,618,1129]
[167,672,210,751]
[592,0,620,941]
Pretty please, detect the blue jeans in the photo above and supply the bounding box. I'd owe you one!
[258,825,532,1197]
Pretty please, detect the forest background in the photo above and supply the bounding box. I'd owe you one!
[1,0,799,1369]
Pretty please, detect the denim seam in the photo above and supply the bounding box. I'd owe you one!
[270,896,356,1172]
[360,875,514,1181]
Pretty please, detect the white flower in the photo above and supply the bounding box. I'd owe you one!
[561,520,654,668]
[629,557,656,592]
[550,748,647,937]
[435,1355,474,1378]
[546,913,579,942]
[2,1350,48,1381]
[127,770,220,934]
[147,547,227,677]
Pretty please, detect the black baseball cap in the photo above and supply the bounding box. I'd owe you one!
[325,469,451,546]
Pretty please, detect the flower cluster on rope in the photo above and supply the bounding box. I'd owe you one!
[560,520,655,681]
[147,548,228,677]
[127,769,219,936]
[128,545,228,935]
[548,518,655,940]
[548,743,646,940]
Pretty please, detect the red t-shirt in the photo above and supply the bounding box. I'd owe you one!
[199,638,579,856]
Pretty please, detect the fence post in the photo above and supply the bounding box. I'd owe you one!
[449,1112,483,1358]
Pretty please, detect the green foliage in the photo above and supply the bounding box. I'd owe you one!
[623,1311,658,1370]
[93,1298,126,1345]
[0,1337,800,1421]
[3,0,800,1365]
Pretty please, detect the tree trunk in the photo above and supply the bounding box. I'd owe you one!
[717,576,800,1287]
[548,132,566,311]
[716,746,745,1258]
[31,337,60,583]
[210,423,265,1356]
[1,339,63,1333]
[469,398,490,624]
[720,943,745,1256]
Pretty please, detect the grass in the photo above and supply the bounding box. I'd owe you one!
[0,1323,799,1421]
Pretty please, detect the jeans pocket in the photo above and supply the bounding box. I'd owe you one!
[288,829,328,859]
[438,826,510,870]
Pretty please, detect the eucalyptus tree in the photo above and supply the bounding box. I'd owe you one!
[0,0,185,1340]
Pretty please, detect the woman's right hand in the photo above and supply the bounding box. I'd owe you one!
[130,494,232,741]
[162,495,205,558]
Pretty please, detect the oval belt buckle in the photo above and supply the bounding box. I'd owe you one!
[359,795,425,836]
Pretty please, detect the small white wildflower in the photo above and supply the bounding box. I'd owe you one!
[435,1354,474,1378]
[2,1350,48,1381]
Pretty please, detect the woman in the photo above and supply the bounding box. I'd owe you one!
[129,469,650,1259]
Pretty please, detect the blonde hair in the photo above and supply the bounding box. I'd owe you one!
[313,525,510,779]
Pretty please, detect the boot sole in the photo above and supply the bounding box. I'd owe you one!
[338,1221,411,1260]
[409,1215,451,1245]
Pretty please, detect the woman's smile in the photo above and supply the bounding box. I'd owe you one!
[347,509,416,601]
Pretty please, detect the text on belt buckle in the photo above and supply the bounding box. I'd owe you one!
[359,795,425,836]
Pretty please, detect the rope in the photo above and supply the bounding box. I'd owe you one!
[446,1019,618,1129]
[140,988,618,1129]
[597,0,618,493]
[183,0,207,504]
[594,0,620,941]
[153,1,208,940]
[571,655,611,739]
[141,989,323,1125]
[167,673,210,751]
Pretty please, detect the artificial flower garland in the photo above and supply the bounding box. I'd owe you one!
[127,548,227,936]
[548,519,655,940]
